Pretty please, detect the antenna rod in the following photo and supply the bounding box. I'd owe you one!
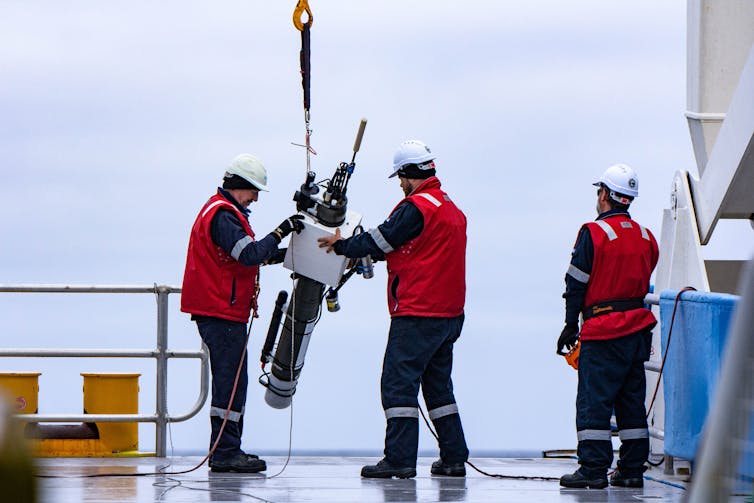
[351,118,368,163]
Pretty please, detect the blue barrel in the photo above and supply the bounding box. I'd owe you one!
[660,289,738,461]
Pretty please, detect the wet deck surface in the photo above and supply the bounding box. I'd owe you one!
[35,456,693,502]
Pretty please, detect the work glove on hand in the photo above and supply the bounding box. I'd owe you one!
[263,248,287,265]
[274,215,305,241]
[556,323,580,355]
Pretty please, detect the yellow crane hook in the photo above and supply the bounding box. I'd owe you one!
[293,0,313,31]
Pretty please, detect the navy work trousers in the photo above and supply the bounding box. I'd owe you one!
[381,314,469,468]
[576,329,652,478]
[195,316,249,461]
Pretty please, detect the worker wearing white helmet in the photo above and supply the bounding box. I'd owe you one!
[593,163,639,204]
[181,153,303,474]
[558,164,659,489]
[319,139,470,479]
[389,139,437,178]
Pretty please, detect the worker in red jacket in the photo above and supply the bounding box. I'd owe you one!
[558,164,659,489]
[181,153,302,473]
[319,140,469,479]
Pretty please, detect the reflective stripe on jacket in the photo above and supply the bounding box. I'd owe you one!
[181,192,259,322]
[579,214,658,340]
[385,177,466,317]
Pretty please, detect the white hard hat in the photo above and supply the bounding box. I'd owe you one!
[593,163,639,199]
[225,154,269,191]
[390,140,436,178]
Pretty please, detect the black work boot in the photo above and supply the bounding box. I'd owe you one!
[610,469,644,487]
[559,469,608,489]
[210,452,266,473]
[209,451,260,469]
[361,459,416,479]
[430,459,466,477]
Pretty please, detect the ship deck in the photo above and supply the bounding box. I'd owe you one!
[35,455,697,502]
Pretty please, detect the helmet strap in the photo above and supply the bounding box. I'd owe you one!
[608,190,632,206]
[397,161,436,179]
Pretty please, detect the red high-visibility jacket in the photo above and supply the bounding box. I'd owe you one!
[385,177,466,318]
[181,192,258,323]
[580,214,659,340]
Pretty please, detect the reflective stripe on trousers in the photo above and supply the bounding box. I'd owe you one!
[618,428,649,440]
[428,403,459,420]
[210,406,245,422]
[385,407,419,419]
[577,429,611,442]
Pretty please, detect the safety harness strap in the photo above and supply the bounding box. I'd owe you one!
[582,298,645,321]
[300,23,311,112]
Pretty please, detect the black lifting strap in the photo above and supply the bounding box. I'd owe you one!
[300,23,311,112]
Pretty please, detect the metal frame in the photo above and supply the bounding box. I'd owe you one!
[0,284,209,457]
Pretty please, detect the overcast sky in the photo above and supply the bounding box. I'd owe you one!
[1,1,752,457]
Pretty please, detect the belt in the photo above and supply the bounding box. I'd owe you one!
[582,298,646,321]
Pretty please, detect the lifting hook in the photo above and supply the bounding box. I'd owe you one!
[293,0,313,31]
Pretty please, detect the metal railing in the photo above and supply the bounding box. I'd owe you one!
[0,284,208,457]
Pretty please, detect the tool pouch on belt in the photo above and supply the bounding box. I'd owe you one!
[582,298,645,321]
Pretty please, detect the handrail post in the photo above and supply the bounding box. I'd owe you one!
[155,286,169,457]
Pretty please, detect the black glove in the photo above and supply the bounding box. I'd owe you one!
[557,323,579,355]
[274,215,305,241]
[263,248,287,265]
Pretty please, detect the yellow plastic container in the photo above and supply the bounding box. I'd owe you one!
[0,373,41,414]
[81,373,140,453]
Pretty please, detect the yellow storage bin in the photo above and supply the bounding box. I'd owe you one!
[0,372,41,414]
[81,373,140,453]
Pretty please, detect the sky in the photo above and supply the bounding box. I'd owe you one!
[1,1,752,457]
